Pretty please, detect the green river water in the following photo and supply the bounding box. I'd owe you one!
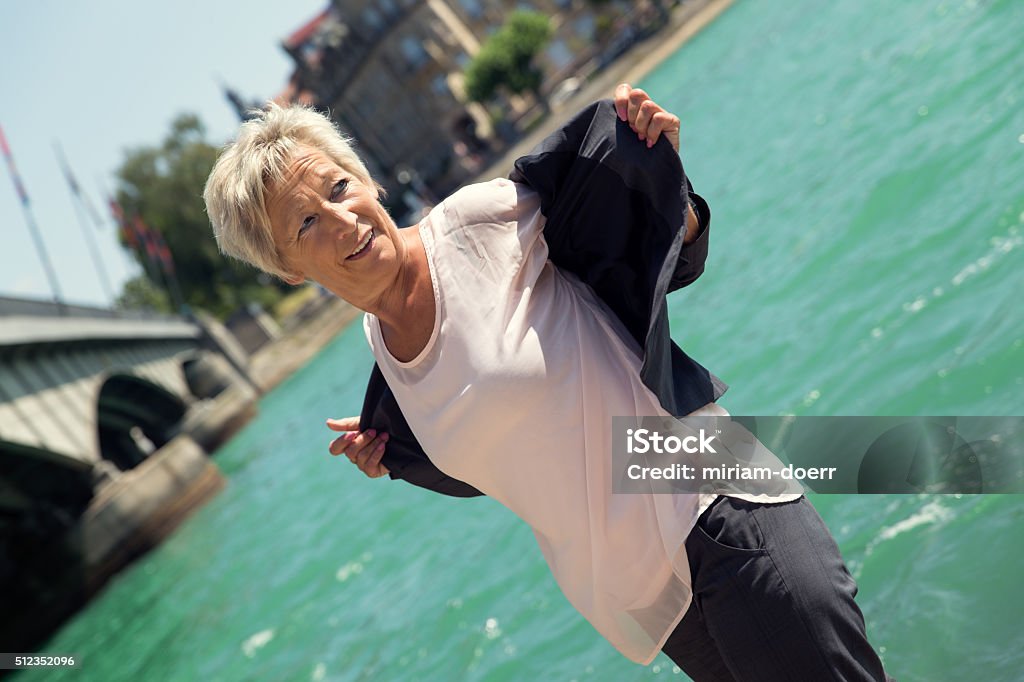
[23,0,1024,679]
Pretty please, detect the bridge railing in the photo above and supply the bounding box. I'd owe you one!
[0,294,181,322]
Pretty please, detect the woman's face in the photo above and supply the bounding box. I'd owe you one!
[266,146,402,310]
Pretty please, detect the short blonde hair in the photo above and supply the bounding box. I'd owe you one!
[203,102,380,280]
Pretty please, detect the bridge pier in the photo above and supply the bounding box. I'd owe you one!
[2,435,225,653]
[79,434,225,591]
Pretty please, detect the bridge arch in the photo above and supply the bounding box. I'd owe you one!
[96,373,187,470]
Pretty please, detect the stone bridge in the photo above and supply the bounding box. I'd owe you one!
[0,295,259,651]
[0,295,255,471]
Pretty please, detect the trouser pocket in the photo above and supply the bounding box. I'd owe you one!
[693,496,770,556]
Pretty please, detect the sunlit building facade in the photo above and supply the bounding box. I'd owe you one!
[278,0,662,215]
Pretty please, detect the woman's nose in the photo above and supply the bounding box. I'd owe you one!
[323,203,357,232]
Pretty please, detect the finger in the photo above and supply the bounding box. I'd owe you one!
[645,111,672,147]
[614,83,632,121]
[343,429,377,461]
[627,88,650,130]
[366,446,389,478]
[326,416,361,432]
[352,431,384,466]
[635,99,661,140]
[329,432,356,456]
[648,111,680,151]
[356,435,388,474]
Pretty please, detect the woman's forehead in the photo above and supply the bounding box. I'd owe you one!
[268,148,334,204]
[285,146,338,182]
[267,151,328,220]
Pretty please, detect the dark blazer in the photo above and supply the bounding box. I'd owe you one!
[358,99,726,498]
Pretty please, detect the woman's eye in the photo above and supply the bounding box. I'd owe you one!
[299,216,315,235]
[330,179,349,200]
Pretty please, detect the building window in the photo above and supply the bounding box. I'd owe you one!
[546,40,573,70]
[573,14,595,39]
[362,7,383,30]
[459,0,484,19]
[300,43,320,66]
[401,36,428,68]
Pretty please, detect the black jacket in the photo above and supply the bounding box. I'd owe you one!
[359,99,726,498]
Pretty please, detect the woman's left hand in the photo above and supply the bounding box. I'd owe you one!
[614,83,681,153]
[326,417,390,478]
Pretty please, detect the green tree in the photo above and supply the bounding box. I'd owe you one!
[114,275,170,312]
[464,11,553,105]
[113,114,286,318]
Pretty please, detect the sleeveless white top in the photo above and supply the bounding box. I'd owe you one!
[366,179,801,663]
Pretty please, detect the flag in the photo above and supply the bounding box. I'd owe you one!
[135,215,160,262]
[153,229,176,274]
[106,193,177,279]
[141,219,176,275]
[2,123,65,304]
[107,196,124,222]
[107,195,138,249]
[0,124,31,206]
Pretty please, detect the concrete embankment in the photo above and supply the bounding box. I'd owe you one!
[78,436,225,594]
[249,296,361,393]
[8,437,228,653]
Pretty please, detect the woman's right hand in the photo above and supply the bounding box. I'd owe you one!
[614,83,681,152]
[326,417,390,478]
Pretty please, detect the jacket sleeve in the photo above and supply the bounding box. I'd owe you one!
[509,99,711,299]
[360,363,484,498]
[509,98,727,414]
[669,190,712,291]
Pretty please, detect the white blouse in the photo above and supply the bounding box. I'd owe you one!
[366,178,801,663]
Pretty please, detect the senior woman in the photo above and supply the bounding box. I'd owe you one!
[204,85,894,681]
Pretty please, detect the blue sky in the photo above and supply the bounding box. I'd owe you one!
[0,0,327,307]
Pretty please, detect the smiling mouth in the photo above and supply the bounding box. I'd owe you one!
[346,228,375,260]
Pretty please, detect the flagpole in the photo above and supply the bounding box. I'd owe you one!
[96,179,128,259]
[153,228,186,312]
[115,200,177,312]
[54,141,115,305]
[134,215,173,302]
[106,196,159,296]
[1,124,65,311]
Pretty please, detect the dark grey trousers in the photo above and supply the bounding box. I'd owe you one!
[661,496,896,682]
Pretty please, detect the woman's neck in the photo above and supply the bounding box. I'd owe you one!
[372,225,437,363]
